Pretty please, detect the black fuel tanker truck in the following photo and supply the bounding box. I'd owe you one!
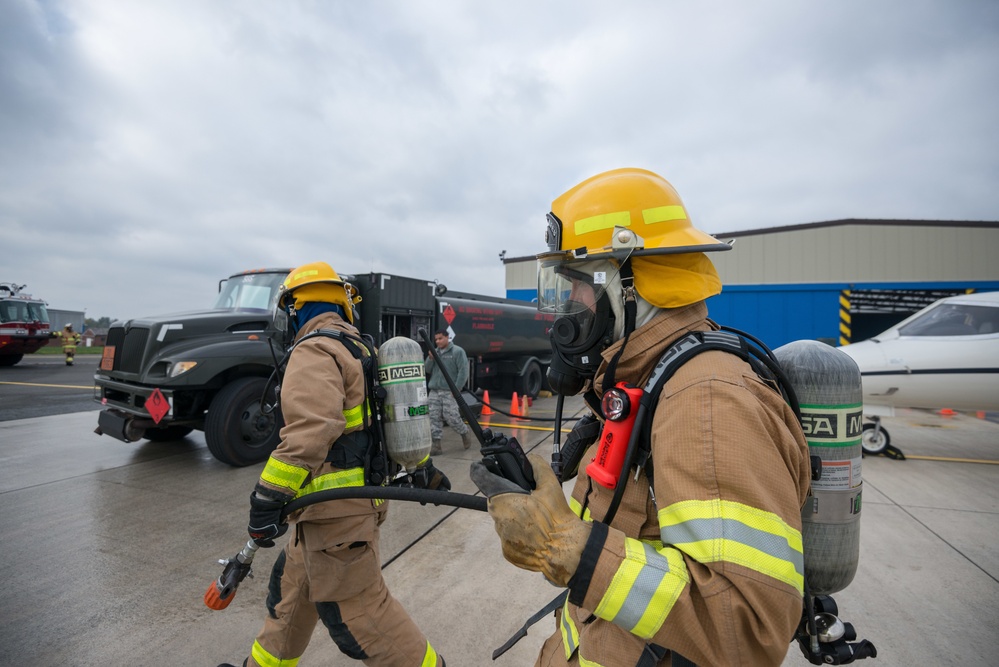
[94,268,552,466]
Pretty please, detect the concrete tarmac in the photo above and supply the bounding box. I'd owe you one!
[0,397,997,666]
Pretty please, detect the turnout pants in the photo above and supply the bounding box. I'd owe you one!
[249,510,441,667]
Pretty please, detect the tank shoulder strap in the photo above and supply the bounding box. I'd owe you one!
[634,329,787,487]
[642,330,751,396]
[295,328,369,361]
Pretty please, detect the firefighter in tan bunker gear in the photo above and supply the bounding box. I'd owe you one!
[220,262,444,667]
[472,169,811,666]
[52,323,82,365]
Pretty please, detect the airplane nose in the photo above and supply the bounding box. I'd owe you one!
[838,340,888,372]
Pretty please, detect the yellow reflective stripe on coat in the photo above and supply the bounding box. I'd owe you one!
[559,595,580,661]
[251,639,300,666]
[593,537,689,640]
[344,402,365,430]
[569,496,592,522]
[422,641,438,667]
[260,456,310,494]
[658,498,805,593]
[296,466,365,498]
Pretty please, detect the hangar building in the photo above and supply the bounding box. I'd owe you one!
[502,219,999,348]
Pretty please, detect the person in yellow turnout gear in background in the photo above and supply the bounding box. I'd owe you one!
[218,262,446,667]
[472,168,810,666]
[52,323,82,365]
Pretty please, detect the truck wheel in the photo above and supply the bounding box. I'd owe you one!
[144,426,194,442]
[515,361,544,398]
[0,354,23,367]
[205,377,282,466]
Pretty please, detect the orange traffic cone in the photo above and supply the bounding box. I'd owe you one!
[510,391,521,418]
[481,390,493,416]
[977,411,987,419]
[940,408,956,416]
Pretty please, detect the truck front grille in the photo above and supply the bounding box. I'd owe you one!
[105,326,149,373]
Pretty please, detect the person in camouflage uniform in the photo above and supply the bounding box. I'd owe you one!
[424,328,472,455]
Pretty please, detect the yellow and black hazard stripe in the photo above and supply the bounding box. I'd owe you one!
[839,290,852,346]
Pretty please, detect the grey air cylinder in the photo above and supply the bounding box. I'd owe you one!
[774,339,864,595]
[376,336,432,470]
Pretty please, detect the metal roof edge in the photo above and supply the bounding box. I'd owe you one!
[711,218,999,238]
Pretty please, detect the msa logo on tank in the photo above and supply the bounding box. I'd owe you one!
[800,404,864,444]
[378,363,425,384]
[385,401,429,422]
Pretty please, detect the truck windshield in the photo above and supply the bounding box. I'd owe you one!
[1,300,49,324]
[213,273,286,311]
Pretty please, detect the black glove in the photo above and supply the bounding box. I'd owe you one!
[248,490,292,547]
[412,458,451,491]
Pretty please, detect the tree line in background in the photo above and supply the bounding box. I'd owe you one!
[84,316,114,329]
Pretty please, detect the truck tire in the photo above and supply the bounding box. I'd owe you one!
[205,377,282,466]
[515,361,544,398]
[144,426,194,442]
[0,354,23,367]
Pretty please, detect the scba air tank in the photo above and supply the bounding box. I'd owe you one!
[774,340,863,595]
[376,336,432,470]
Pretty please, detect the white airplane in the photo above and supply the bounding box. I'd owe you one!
[838,290,999,456]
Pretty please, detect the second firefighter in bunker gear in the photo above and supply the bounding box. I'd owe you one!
[52,323,82,365]
[232,262,444,667]
[473,168,810,666]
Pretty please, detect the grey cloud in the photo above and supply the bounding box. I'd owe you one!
[1,0,997,319]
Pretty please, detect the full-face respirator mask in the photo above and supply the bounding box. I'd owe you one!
[538,261,619,396]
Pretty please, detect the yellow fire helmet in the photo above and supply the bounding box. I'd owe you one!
[540,167,730,308]
[278,261,361,323]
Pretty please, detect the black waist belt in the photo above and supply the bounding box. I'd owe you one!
[325,430,371,469]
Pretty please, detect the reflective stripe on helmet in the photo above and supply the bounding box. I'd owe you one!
[574,204,689,238]
[642,205,687,225]
[575,210,631,236]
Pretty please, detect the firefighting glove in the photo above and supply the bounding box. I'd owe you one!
[412,458,451,491]
[470,453,591,587]
[247,490,293,548]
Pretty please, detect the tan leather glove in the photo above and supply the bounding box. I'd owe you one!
[470,453,592,586]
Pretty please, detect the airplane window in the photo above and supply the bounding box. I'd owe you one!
[899,304,997,337]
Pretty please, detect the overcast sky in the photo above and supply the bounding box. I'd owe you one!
[3,0,997,321]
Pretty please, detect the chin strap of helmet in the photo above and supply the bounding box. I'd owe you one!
[601,260,637,392]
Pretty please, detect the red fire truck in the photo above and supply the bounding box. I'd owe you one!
[0,283,52,366]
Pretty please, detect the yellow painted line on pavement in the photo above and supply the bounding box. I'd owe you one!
[903,454,999,465]
[0,381,94,390]
[481,419,573,434]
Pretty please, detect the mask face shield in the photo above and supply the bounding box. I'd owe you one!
[537,254,618,395]
[537,255,618,317]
